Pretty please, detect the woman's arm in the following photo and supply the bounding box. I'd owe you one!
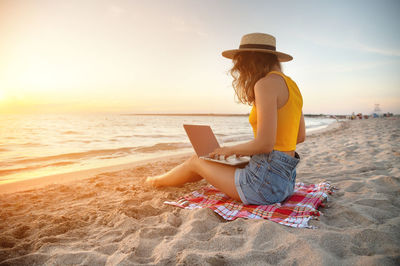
[210,75,281,158]
[297,112,306,144]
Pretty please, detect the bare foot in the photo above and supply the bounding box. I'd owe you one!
[144,158,196,188]
[145,175,164,188]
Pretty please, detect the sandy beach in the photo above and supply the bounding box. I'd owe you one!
[0,117,399,265]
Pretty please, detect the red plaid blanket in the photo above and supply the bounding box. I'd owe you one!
[165,182,334,229]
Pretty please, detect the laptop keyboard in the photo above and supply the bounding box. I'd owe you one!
[201,155,249,162]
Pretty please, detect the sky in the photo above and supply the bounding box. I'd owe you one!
[0,0,399,115]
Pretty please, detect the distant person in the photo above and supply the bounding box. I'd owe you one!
[146,33,306,205]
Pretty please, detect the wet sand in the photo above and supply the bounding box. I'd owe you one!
[0,118,399,265]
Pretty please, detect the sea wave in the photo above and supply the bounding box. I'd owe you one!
[134,142,190,153]
[305,117,336,130]
[3,142,192,167]
[4,147,137,166]
[132,134,173,138]
[221,135,253,143]
[19,142,43,147]
[62,130,80,135]
[0,161,77,177]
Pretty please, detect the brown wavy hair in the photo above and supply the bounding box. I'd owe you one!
[229,51,281,105]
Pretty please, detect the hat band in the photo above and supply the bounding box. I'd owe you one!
[239,44,276,51]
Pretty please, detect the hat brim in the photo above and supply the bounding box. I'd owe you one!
[222,48,293,62]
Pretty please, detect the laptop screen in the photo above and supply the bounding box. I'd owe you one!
[183,124,220,157]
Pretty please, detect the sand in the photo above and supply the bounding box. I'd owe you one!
[0,118,399,265]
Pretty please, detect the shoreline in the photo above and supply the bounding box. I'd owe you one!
[0,121,340,195]
[306,119,344,136]
[0,152,193,195]
[1,117,399,265]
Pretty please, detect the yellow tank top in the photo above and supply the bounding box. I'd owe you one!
[249,71,303,151]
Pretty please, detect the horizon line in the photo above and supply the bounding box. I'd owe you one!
[122,113,347,117]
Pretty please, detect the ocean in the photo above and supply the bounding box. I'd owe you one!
[0,114,336,184]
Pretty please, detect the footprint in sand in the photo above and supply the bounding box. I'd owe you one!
[350,229,397,256]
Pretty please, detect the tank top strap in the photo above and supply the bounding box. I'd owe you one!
[266,71,291,94]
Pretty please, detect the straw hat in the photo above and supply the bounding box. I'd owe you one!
[222,33,292,62]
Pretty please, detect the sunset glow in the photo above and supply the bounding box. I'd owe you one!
[0,0,399,115]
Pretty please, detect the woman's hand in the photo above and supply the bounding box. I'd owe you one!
[208,146,236,160]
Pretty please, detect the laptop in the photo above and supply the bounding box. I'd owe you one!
[183,124,250,166]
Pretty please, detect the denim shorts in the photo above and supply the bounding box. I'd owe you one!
[234,150,300,205]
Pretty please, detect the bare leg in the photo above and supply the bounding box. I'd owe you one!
[145,155,241,201]
[145,156,202,187]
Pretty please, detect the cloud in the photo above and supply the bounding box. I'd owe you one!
[294,33,400,57]
[169,16,208,37]
[323,60,399,73]
[354,42,400,57]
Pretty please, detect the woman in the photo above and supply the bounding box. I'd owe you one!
[146,33,305,205]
